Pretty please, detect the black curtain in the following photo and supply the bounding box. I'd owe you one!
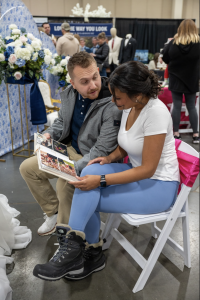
[115,18,185,54]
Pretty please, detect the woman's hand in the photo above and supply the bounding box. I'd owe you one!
[69,175,101,191]
[90,53,96,57]
[87,156,111,166]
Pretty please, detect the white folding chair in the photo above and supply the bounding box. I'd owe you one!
[38,80,61,128]
[100,141,199,293]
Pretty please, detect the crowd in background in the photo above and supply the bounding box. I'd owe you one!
[38,20,199,142]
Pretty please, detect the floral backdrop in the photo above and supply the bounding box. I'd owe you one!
[0,0,60,157]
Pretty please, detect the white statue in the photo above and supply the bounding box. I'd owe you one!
[71,3,84,17]
[71,3,111,19]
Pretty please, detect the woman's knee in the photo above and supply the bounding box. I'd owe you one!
[81,164,106,177]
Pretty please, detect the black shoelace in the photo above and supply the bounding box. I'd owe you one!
[51,232,72,262]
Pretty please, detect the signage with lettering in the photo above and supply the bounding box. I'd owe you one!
[49,23,113,37]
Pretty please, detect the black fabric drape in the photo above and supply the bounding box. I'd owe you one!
[115,18,187,54]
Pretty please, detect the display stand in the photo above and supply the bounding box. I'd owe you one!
[6,83,34,158]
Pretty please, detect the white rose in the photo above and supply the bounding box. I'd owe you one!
[53,53,58,58]
[27,33,34,40]
[26,44,34,53]
[32,52,38,61]
[5,36,11,40]
[56,65,64,73]
[44,55,51,65]
[20,36,27,43]
[66,73,71,83]
[50,59,55,66]
[33,38,42,45]
[0,53,5,61]
[60,59,68,66]
[44,48,52,56]
[65,65,68,71]
[14,71,22,80]
[9,24,18,30]
[51,66,58,75]
[31,40,41,51]
[12,35,19,40]
[15,47,31,60]
[12,29,21,35]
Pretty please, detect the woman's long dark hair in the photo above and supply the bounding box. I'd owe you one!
[108,61,161,102]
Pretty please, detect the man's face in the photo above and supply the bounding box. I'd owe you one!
[43,24,51,35]
[70,63,101,100]
[80,40,85,47]
[92,38,97,46]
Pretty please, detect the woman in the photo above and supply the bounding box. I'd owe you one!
[33,62,180,282]
[148,52,160,70]
[91,32,109,77]
[162,19,199,143]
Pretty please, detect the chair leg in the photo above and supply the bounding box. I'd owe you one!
[182,200,191,268]
[151,222,158,238]
[101,213,122,250]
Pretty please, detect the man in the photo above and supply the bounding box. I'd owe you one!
[20,52,122,236]
[80,38,91,53]
[42,22,57,46]
[90,37,99,54]
[56,22,79,56]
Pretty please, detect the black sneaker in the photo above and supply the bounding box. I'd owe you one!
[33,224,85,281]
[193,136,199,144]
[65,239,106,280]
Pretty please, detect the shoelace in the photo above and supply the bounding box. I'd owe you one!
[51,232,72,262]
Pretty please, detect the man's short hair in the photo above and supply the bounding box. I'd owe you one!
[42,22,49,27]
[68,52,97,78]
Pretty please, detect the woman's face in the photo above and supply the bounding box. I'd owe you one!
[109,87,145,110]
[97,38,105,45]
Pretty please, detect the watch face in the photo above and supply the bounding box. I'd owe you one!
[101,181,107,187]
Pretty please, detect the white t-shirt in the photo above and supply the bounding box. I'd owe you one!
[118,98,180,182]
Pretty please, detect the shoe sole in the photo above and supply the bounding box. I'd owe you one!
[193,141,199,144]
[37,225,56,236]
[65,263,106,280]
[35,267,84,281]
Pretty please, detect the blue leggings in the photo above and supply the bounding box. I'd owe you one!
[68,163,179,244]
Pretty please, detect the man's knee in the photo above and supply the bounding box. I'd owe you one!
[19,156,38,179]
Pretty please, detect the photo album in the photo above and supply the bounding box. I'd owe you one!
[34,133,78,182]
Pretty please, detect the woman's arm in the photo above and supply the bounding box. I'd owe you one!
[87,145,127,166]
[95,44,109,60]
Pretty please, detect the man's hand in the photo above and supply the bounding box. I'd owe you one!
[43,133,51,139]
[87,156,111,166]
[90,53,96,57]
[69,175,101,191]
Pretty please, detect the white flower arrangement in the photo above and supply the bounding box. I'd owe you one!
[0,24,53,84]
[48,55,71,89]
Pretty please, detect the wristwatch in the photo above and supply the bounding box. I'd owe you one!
[100,175,107,187]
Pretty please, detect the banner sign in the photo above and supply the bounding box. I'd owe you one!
[48,23,113,37]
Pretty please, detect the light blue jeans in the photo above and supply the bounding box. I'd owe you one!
[68,163,179,244]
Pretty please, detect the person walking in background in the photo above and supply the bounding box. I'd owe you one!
[56,23,80,57]
[162,19,199,143]
[90,37,99,54]
[79,38,91,53]
[42,22,57,46]
[91,32,109,77]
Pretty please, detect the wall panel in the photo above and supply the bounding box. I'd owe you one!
[22,0,31,11]
[147,0,162,18]
[30,0,48,16]
[47,0,65,16]
[131,0,147,18]
[161,0,172,18]
[100,0,115,18]
[115,0,131,17]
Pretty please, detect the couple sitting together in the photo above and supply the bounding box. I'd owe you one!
[20,51,179,281]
